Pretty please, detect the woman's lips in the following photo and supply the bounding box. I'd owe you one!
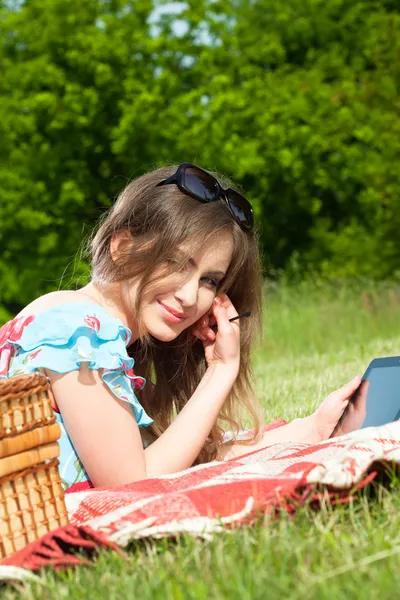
[157,300,188,324]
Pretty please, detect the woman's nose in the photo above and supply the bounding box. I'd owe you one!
[174,277,198,307]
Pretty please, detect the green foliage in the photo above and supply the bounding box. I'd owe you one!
[0,0,400,314]
[0,0,156,313]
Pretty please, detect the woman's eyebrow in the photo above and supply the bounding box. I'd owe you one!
[189,257,226,277]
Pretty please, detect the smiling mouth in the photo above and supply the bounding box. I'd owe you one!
[157,300,188,321]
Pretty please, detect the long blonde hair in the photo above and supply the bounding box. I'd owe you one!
[85,164,265,464]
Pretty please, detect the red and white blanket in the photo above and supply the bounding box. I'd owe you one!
[1,420,400,581]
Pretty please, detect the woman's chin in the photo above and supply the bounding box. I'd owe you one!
[146,323,183,342]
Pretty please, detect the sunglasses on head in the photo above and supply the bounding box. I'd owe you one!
[156,162,254,232]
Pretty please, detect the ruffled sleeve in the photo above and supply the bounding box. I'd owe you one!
[0,302,154,428]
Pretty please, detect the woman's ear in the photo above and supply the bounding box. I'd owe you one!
[110,230,133,263]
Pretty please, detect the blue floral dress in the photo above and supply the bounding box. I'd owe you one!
[0,302,154,491]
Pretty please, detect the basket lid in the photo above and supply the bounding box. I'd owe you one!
[0,373,55,440]
[0,373,49,395]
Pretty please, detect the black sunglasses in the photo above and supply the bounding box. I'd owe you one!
[156,163,254,232]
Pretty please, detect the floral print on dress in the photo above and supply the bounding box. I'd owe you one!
[83,315,101,333]
[27,348,42,361]
[125,367,146,391]
[0,314,35,376]
[0,302,153,491]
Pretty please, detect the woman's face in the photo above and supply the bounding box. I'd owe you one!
[127,231,233,342]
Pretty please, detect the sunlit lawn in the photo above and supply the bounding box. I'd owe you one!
[4,280,400,599]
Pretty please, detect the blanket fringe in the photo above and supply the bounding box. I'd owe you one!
[0,525,125,575]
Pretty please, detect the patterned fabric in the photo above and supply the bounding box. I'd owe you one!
[1,420,400,577]
[0,303,153,489]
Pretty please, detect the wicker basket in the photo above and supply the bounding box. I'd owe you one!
[0,373,69,560]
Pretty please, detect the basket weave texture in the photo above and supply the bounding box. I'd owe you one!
[0,373,69,560]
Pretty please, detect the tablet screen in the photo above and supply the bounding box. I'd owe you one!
[331,360,400,437]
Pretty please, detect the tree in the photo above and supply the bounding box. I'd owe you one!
[132,0,400,279]
[1,0,400,320]
[0,0,156,317]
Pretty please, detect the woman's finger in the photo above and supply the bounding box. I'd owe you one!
[192,328,206,341]
[218,293,239,320]
[201,314,209,328]
[205,328,216,341]
[327,375,361,403]
[212,297,233,335]
[193,313,212,337]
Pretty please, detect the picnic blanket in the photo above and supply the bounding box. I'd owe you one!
[1,419,400,582]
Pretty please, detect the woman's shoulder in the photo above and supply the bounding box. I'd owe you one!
[5,291,132,348]
[1,292,148,413]
[16,290,102,318]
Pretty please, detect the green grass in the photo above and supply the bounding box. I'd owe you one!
[4,280,400,599]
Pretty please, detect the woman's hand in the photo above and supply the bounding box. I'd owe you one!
[309,375,362,441]
[192,293,240,371]
[331,379,369,437]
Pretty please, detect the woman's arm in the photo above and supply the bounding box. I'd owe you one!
[47,293,241,486]
[144,362,236,475]
[218,375,362,461]
[46,362,236,486]
[217,415,318,461]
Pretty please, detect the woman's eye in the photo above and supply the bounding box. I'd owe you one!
[201,277,219,288]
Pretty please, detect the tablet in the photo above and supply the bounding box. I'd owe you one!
[330,357,400,438]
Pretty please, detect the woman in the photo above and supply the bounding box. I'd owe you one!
[0,163,360,490]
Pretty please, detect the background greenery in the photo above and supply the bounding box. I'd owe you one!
[1,0,400,319]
